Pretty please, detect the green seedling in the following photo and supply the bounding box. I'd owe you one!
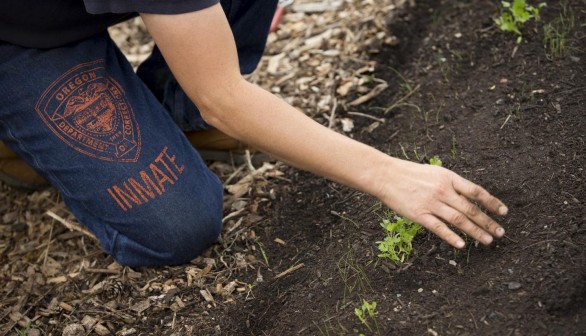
[543,3,575,60]
[376,215,421,264]
[355,300,378,334]
[451,136,458,159]
[337,248,373,304]
[313,314,348,336]
[245,283,256,300]
[399,143,410,160]
[437,51,450,82]
[256,241,269,267]
[429,155,443,167]
[494,0,547,42]
[513,103,522,119]
[413,146,421,162]
[435,101,445,123]
[386,67,414,95]
[331,211,360,228]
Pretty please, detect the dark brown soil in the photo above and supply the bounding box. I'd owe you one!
[220,1,586,335]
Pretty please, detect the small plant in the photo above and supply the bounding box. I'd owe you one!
[354,300,378,333]
[314,314,348,336]
[543,3,575,60]
[451,136,458,159]
[399,143,410,160]
[376,214,421,264]
[336,248,373,304]
[494,0,547,42]
[256,241,270,266]
[437,51,450,82]
[429,155,443,167]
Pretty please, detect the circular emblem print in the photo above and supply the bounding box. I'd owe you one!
[35,60,141,162]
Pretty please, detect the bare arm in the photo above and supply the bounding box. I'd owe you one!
[140,4,508,249]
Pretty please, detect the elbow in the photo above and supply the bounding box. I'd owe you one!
[192,77,248,129]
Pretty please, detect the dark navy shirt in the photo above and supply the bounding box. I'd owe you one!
[0,0,218,48]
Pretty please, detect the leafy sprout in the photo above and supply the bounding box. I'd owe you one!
[429,155,443,167]
[376,216,421,264]
[354,300,378,333]
[494,0,547,42]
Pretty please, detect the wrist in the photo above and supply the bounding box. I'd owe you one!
[358,151,404,201]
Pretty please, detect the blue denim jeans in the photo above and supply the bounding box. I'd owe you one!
[0,0,277,267]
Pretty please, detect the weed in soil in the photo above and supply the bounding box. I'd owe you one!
[376,213,421,264]
[543,2,577,60]
[495,0,547,41]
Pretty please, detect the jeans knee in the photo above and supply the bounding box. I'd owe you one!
[157,181,224,265]
[107,178,224,267]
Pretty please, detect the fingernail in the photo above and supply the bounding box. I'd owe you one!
[485,235,493,245]
[499,206,509,216]
[496,227,505,237]
[456,240,465,248]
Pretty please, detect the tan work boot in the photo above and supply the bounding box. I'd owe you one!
[0,142,47,190]
[185,128,270,165]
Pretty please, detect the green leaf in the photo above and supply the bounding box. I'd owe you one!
[495,12,522,34]
[429,155,443,167]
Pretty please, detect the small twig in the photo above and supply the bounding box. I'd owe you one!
[347,111,385,123]
[42,221,55,267]
[274,263,305,279]
[469,310,479,330]
[500,114,512,129]
[222,208,246,224]
[223,164,245,186]
[503,235,518,243]
[244,149,256,172]
[387,130,400,142]
[511,44,519,58]
[45,210,97,241]
[349,81,389,106]
[384,83,421,113]
[328,98,338,129]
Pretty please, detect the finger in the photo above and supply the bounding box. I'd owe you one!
[418,214,466,249]
[452,176,508,216]
[436,204,494,245]
[446,194,505,238]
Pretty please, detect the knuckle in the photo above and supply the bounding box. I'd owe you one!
[483,219,496,231]
[472,226,486,240]
[451,213,467,226]
[469,185,483,198]
[432,221,445,233]
[433,185,447,198]
[490,198,503,211]
[466,203,480,217]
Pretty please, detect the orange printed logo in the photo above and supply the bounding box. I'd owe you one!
[106,146,185,212]
[35,60,141,162]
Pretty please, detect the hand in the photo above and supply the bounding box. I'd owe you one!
[377,159,508,249]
